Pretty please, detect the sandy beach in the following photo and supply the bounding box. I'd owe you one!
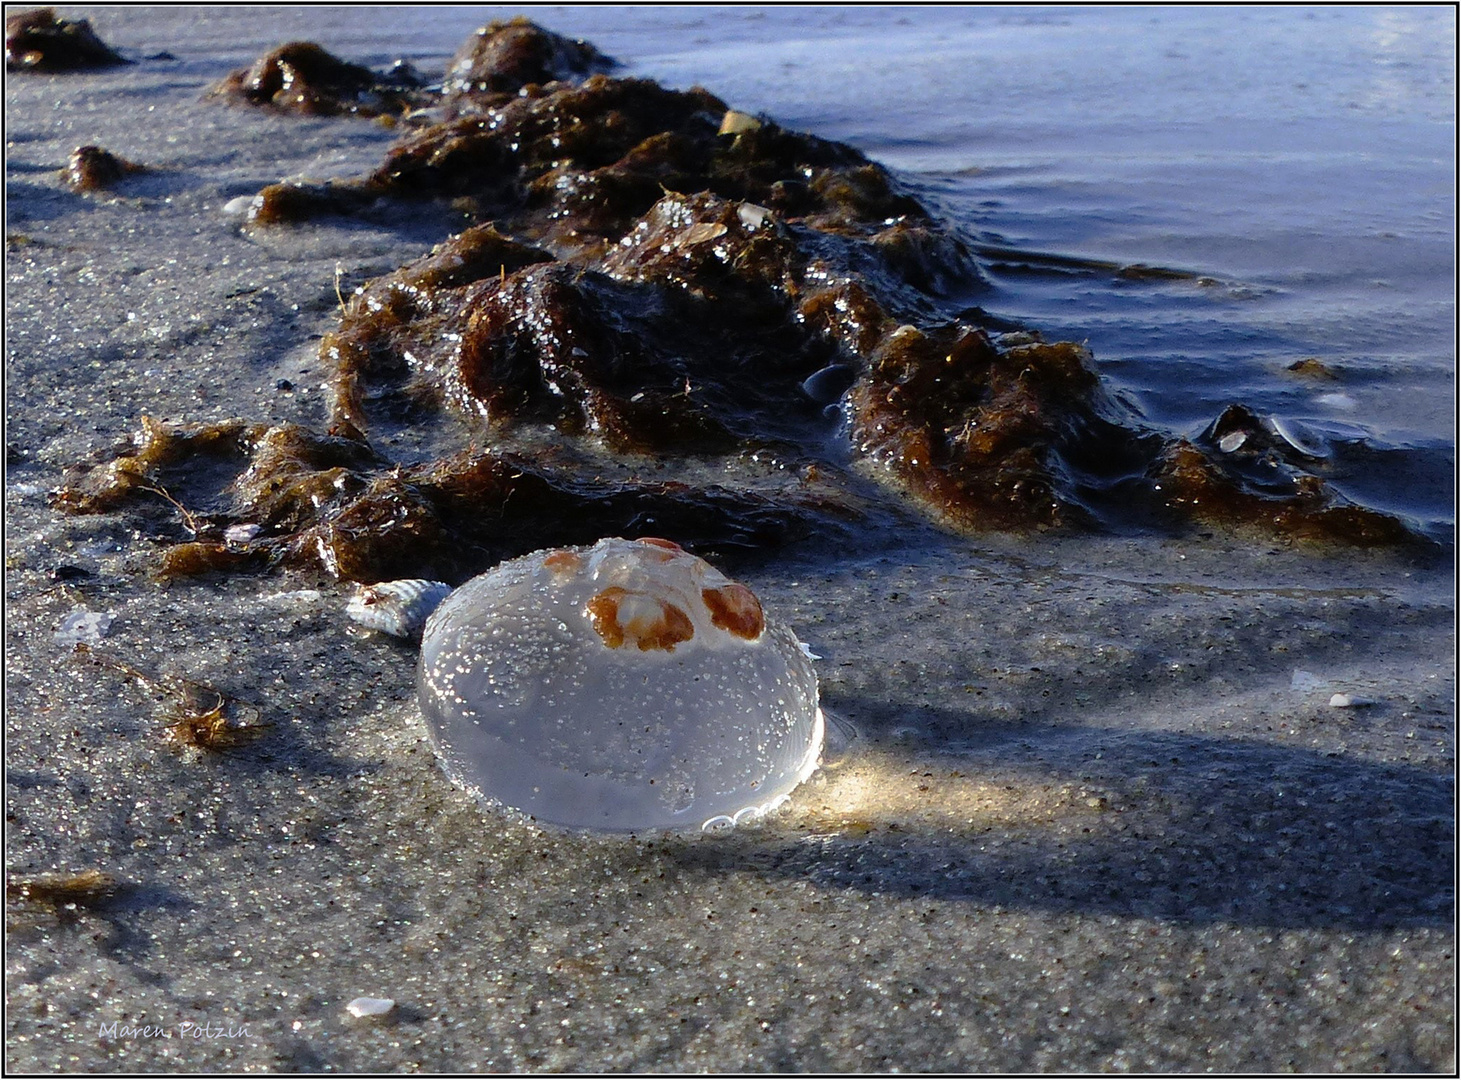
[5,6,1454,1071]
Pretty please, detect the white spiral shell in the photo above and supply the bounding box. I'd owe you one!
[346,579,452,637]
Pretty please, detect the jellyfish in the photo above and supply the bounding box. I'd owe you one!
[416,537,824,832]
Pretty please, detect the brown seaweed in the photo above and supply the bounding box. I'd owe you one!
[61,144,146,192]
[6,8,128,72]
[53,21,1424,567]
[74,643,273,754]
[7,869,118,912]
[52,417,856,582]
[207,40,429,118]
[441,15,613,99]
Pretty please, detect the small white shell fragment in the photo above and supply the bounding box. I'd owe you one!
[221,193,260,217]
[993,331,1041,347]
[348,579,452,637]
[224,523,261,546]
[53,610,114,647]
[1217,429,1248,453]
[718,109,762,136]
[344,996,395,1019]
[1329,692,1375,708]
[736,201,771,230]
[418,537,823,832]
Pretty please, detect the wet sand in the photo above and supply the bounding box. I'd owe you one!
[5,7,1454,1072]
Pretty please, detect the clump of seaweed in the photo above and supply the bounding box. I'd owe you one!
[5,8,129,72]
[73,643,272,754]
[54,19,1424,573]
[61,144,146,192]
[441,15,613,99]
[207,40,429,118]
[52,416,856,583]
[7,869,119,913]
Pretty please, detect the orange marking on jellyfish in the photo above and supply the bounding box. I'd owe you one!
[702,583,765,640]
[587,587,695,651]
[543,548,583,575]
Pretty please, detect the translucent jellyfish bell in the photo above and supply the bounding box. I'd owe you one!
[417,537,824,832]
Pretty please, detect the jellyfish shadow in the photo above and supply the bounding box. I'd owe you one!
[671,709,1454,931]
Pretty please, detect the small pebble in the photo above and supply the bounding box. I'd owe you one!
[1329,693,1374,708]
[799,363,856,405]
[345,996,395,1019]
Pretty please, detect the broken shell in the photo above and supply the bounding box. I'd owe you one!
[417,537,823,832]
[1217,430,1248,454]
[344,996,395,1018]
[736,201,771,230]
[347,579,451,637]
[717,109,762,136]
[1263,415,1329,460]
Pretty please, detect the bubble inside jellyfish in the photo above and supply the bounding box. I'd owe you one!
[417,537,824,832]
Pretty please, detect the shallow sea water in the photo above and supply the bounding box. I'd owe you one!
[4,5,1455,1072]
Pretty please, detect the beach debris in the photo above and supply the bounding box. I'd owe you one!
[207,41,428,118]
[73,644,272,754]
[442,16,612,98]
[718,108,762,135]
[221,193,260,217]
[50,22,1428,553]
[344,996,396,1019]
[417,537,824,832]
[158,686,271,754]
[1285,357,1339,380]
[53,609,113,647]
[52,415,845,583]
[1328,692,1376,709]
[7,869,118,913]
[6,8,129,72]
[346,578,451,637]
[223,523,261,546]
[61,145,146,192]
[1217,430,1248,453]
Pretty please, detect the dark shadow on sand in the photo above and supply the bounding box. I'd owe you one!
[669,710,1453,932]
